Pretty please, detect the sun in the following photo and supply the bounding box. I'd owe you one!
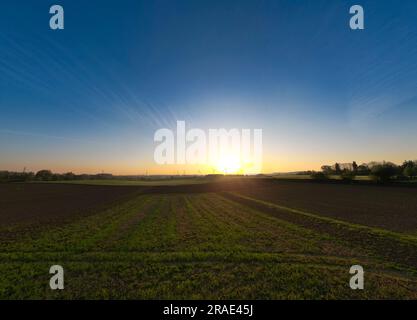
[215,154,242,174]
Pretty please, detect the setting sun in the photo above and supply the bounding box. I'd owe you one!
[215,154,242,174]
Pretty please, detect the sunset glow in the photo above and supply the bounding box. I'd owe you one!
[214,154,242,174]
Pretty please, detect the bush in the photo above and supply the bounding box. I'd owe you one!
[0,171,35,182]
[403,165,417,180]
[0,171,9,182]
[35,170,53,181]
[310,172,328,180]
[341,171,356,181]
[370,163,398,182]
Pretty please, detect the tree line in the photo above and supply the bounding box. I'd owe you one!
[0,170,113,183]
[311,160,417,182]
[1,160,417,183]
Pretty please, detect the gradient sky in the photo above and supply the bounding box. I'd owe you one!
[1,0,417,174]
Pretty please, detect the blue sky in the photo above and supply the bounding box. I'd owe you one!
[1,0,417,173]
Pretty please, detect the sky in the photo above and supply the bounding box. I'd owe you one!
[1,0,417,174]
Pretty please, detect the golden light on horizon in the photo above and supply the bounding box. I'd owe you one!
[214,154,242,174]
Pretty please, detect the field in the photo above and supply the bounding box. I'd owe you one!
[36,178,209,186]
[1,179,417,299]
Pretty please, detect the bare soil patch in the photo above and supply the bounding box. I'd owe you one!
[226,180,417,233]
[0,183,142,226]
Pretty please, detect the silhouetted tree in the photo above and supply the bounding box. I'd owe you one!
[63,172,76,180]
[403,161,417,180]
[341,171,355,181]
[311,171,328,180]
[357,164,370,175]
[35,170,53,181]
[370,163,398,182]
[321,165,333,175]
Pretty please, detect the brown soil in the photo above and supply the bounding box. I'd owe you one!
[2,179,417,234]
[0,183,142,226]
[221,192,417,269]
[146,179,417,233]
[225,180,417,233]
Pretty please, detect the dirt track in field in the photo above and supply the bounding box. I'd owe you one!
[233,180,417,233]
[221,192,417,268]
[147,179,417,233]
[0,183,142,225]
